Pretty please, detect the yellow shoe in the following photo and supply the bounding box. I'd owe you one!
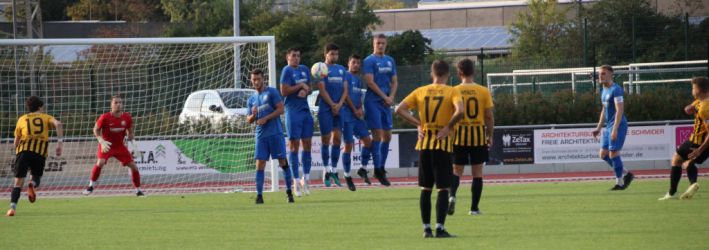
[658,193,677,201]
[6,208,15,217]
[680,183,699,200]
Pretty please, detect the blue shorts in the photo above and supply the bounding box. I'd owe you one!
[285,110,314,140]
[343,118,370,143]
[318,110,343,135]
[255,134,287,161]
[601,126,627,151]
[364,101,392,130]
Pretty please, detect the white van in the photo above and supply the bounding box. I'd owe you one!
[178,88,257,128]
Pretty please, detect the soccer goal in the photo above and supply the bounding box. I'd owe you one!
[0,36,281,196]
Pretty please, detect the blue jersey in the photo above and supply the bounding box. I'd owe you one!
[601,83,628,127]
[319,64,348,112]
[247,87,284,139]
[341,72,365,122]
[280,65,311,113]
[363,54,397,103]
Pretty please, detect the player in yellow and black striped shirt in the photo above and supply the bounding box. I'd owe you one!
[7,96,64,217]
[659,77,709,201]
[448,59,494,216]
[396,60,463,238]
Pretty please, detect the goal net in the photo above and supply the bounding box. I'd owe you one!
[0,37,281,196]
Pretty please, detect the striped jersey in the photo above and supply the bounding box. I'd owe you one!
[690,99,709,145]
[402,84,462,152]
[454,83,494,147]
[14,113,56,157]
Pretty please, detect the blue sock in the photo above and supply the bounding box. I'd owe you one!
[380,142,390,168]
[256,170,265,195]
[321,144,330,168]
[330,145,341,172]
[301,151,312,174]
[288,151,300,179]
[371,141,382,169]
[602,155,613,168]
[612,156,624,179]
[361,146,371,167]
[282,165,292,192]
[343,152,352,174]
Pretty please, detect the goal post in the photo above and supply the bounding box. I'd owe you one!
[0,36,281,196]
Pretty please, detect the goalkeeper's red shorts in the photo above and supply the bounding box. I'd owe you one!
[97,145,134,166]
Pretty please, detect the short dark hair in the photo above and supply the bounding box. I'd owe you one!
[431,60,450,78]
[286,47,300,55]
[324,43,339,54]
[111,95,121,101]
[600,65,614,73]
[251,68,264,76]
[25,96,43,112]
[348,54,361,61]
[692,76,709,92]
[374,34,387,40]
[457,59,475,77]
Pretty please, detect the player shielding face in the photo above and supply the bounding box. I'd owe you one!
[396,60,464,238]
[340,54,375,190]
[7,96,64,216]
[247,69,294,204]
[591,65,634,191]
[447,59,494,216]
[279,48,314,196]
[317,43,349,188]
[82,95,144,197]
[659,76,709,200]
[362,34,398,186]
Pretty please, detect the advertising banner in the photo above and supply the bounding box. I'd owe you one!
[309,134,400,169]
[489,128,534,165]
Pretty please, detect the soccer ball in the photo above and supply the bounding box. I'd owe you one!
[311,62,328,79]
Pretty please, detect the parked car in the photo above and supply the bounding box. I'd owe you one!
[178,88,257,131]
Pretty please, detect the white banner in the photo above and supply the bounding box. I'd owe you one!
[307,134,400,169]
[134,140,220,175]
[534,126,675,164]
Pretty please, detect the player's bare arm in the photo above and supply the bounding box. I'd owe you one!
[364,74,389,102]
[258,102,284,125]
[611,102,624,141]
[685,102,696,115]
[592,111,605,139]
[333,80,348,115]
[94,121,111,153]
[281,82,309,97]
[484,107,494,146]
[437,101,464,140]
[317,80,337,109]
[52,119,64,156]
[387,75,398,105]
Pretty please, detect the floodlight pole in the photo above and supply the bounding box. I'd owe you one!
[234,0,241,88]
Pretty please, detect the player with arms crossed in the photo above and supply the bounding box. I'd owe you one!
[247,69,294,204]
[658,76,709,200]
[280,48,313,196]
[448,59,494,216]
[396,60,463,238]
[591,65,635,191]
[83,95,144,196]
[341,54,375,190]
[363,34,398,186]
[7,96,64,216]
[317,43,348,187]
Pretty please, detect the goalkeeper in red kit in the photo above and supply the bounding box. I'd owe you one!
[83,95,144,196]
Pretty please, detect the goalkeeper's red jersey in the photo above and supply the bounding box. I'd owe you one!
[96,112,133,148]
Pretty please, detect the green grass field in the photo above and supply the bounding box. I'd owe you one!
[1,179,708,249]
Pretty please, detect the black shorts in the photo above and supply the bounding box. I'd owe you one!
[13,151,46,179]
[677,140,709,164]
[453,145,489,165]
[418,149,453,189]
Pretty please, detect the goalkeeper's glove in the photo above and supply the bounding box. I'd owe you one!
[128,139,137,156]
[97,137,112,153]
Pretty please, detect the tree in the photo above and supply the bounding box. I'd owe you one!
[386,30,432,65]
[366,0,405,10]
[66,0,166,21]
[508,0,576,64]
[162,0,284,37]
